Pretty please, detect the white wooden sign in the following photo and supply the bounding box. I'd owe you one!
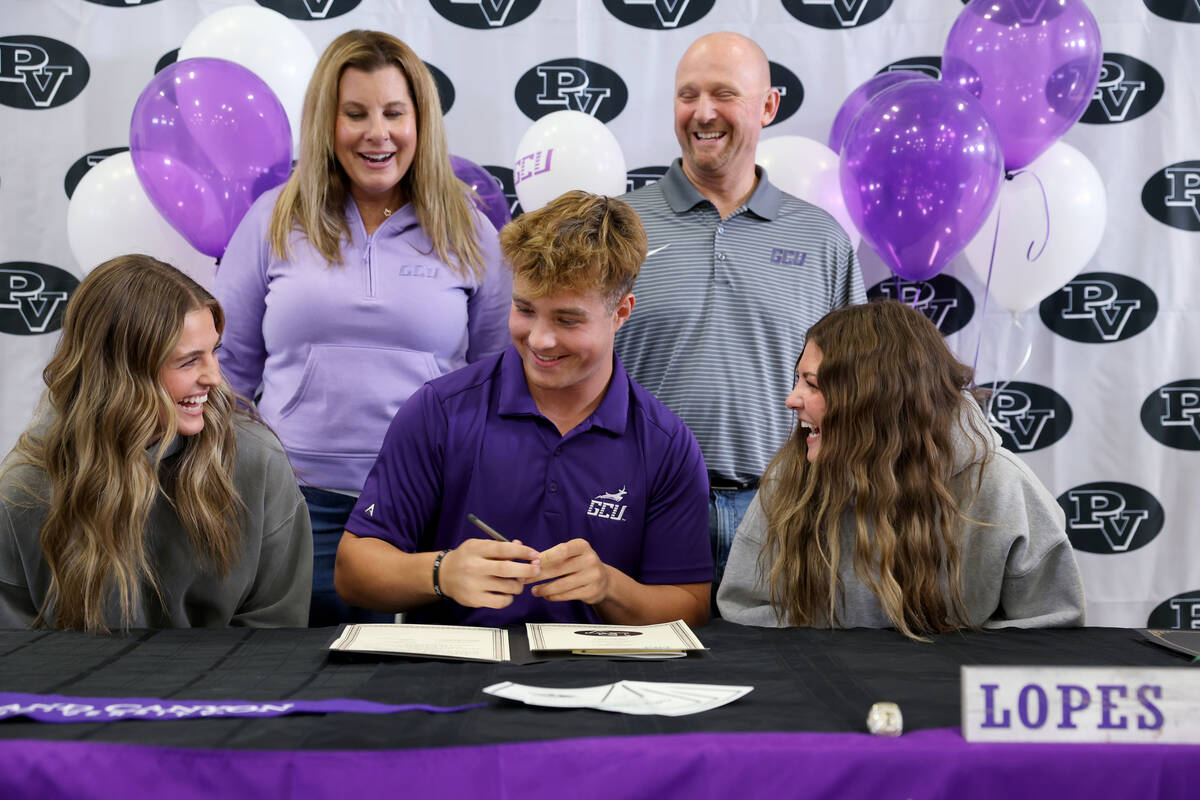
[962,666,1200,744]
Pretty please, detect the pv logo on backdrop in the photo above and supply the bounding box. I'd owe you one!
[876,57,942,80]
[253,0,362,20]
[483,166,523,219]
[0,36,90,110]
[1141,379,1200,450]
[980,381,1072,452]
[64,147,128,199]
[782,0,893,28]
[626,166,668,193]
[766,62,804,127]
[1078,54,1163,124]
[1142,160,1200,232]
[1058,482,1165,555]
[0,263,79,336]
[601,0,715,29]
[866,275,974,336]
[425,62,456,115]
[1147,591,1200,630]
[1039,272,1158,344]
[1142,0,1200,24]
[430,0,542,28]
[514,59,628,122]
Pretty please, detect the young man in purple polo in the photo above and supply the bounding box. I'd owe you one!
[335,191,712,628]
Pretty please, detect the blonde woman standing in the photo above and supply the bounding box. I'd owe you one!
[0,255,311,631]
[214,31,510,625]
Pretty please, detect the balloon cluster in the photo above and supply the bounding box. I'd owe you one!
[827,0,1104,310]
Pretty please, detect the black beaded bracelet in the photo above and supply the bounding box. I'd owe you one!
[432,548,451,599]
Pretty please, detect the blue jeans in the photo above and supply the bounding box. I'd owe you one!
[709,486,758,612]
[301,486,394,627]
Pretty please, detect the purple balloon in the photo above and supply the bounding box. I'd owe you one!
[839,80,1003,282]
[828,71,933,155]
[130,58,292,258]
[943,0,1102,171]
[451,155,511,232]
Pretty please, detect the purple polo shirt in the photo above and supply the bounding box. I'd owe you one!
[346,346,712,627]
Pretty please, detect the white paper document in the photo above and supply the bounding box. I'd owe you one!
[328,623,510,662]
[483,680,752,716]
[525,620,705,656]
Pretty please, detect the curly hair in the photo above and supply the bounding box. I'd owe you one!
[760,300,991,640]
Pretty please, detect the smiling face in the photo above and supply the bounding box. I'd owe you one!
[509,277,633,409]
[786,341,826,463]
[334,65,417,208]
[159,308,221,437]
[673,33,779,187]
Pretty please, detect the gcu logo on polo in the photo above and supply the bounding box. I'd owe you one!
[783,0,893,28]
[1141,380,1200,450]
[587,487,629,522]
[602,0,715,29]
[867,275,973,335]
[1040,273,1158,344]
[982,382,1072,452]
[1080,55,1163,125]
[1059,483,1164,555]
[255,0,363,20]
[0,263,80,336]
[515,59,628,122]
[878,58,942,81]
[1147,591,1200,630]
[431,0,541,29]
[1143,161,1200,232]
[0,37,90,110]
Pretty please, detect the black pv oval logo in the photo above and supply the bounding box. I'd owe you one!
[866,274,974,336]
[980,381,1072,453]
[430,0,541,28]
[1141,379,1200,450]
[253,0,362,20]
[1058,482,1165,555]
[1079,53,1164,125]
[0,262,79,336]
[877,57,943,81]
[483,166,523,220]
[1038,272,1158,344]
[626,165,668,193]
[425,62,455,115]
[0,36,90,110]
[602,0,715,29]
[1143,0,1200,23]
[1147,590,1200,629]
[766,62,804,128]
[784,0,893,29]
[154,49,178,74]
[515,58,628,122]
[64,147,129,200]
[1143,161,1200,232]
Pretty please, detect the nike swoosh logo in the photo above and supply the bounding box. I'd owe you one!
[647,244,670,256]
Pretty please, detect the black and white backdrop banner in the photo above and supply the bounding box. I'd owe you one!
[2,0,1197,628]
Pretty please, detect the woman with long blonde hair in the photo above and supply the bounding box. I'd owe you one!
[716,301,1084,638]
[214,29,510,625]
[0,255,311,631]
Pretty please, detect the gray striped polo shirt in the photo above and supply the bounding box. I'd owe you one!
[614,159,865,483]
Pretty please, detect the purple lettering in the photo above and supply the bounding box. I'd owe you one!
[1096,684,1128,730]
[1017,684,1048,728]
[980,683,1010,728]
[1136,684,1164,730]
[1056,684,1090,729]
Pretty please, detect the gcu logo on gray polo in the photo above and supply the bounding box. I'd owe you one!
[1079,55,1163,125]
[1142,0,1200,24]
[1142,161,1200,232]
[0,263,80,336]
[1058,482,1164,554]
[602,0,715,29]
[255,0,362,20]
[782,0,893,28]
[1141,380,1200,450]
[515,59,628,122]
[431,0,541,28]
[867,275,973,336]
[981,381,1072,452]
[878,58,942,81]
[1147,591,1200,630]
[1040,273,1158,344]
[0,37,90,110]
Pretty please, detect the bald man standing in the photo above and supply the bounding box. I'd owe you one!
[614,32,865,596]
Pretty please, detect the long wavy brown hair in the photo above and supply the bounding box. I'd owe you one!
[6,255,243,631]
[269,29,485,278]
[760,300,991,639]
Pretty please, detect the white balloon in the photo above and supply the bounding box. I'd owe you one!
[513,111,626,212]
[964,141,1107,313]
[755,135,860,247]
[179,6,316,154]
[66,151,216,286]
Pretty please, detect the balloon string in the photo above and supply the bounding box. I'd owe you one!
[970,198,1002,381]
[1007,168,1050,262]
[985,313,1034,423]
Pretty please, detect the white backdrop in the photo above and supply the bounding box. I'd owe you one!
[2,0,1197,628]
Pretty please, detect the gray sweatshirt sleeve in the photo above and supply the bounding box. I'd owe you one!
[716,494,783,627]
